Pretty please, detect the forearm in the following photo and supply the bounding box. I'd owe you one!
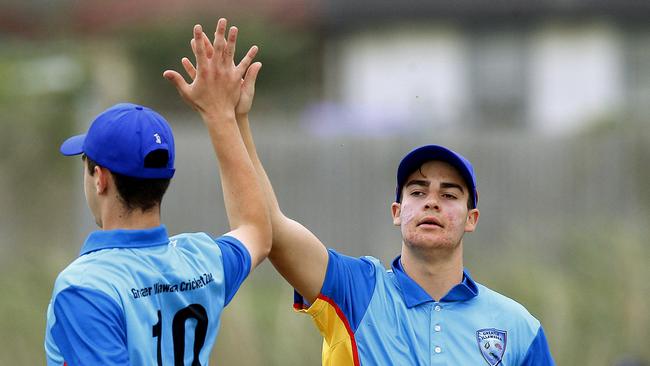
[236,113,328,301]
[236,114,283,217]
[204,112,269,233]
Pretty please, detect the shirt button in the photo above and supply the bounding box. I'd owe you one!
[434,305,442,311]
[434,346,442,354]
[434,324,441,332]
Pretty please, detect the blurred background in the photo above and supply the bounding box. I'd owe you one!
[1,0,649,365]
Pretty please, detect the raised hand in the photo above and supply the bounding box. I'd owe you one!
[172,26,262,118]
[163,18,259,121]
[163,19,272,270]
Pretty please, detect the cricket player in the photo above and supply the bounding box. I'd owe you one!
[45,19,269,365]
[181,25,555,365]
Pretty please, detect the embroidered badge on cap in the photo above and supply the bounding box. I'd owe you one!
[476,328,507,365]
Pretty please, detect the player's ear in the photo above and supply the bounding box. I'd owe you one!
[94,166,110,194]
[465,208,479,232]
[391,202,402,226]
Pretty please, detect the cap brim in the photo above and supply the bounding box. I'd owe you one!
[60,134,86,156]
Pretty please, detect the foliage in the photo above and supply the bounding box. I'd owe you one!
[470,222,650,365]
[121,19,320,114]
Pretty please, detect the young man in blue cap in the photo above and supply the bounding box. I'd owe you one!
[180,25,555,365]
[45,19,269,365]
[267,144,554,366]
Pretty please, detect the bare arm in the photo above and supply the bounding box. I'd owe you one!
[179,34,328,302]
[162,19,271,270]
[235,65,329,304]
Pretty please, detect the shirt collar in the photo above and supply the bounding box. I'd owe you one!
[391,255,479,308]
[80,225,170,256]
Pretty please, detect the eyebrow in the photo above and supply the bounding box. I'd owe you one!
[440,182,464,193]
[404,180,430,189]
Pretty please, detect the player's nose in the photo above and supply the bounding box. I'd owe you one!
[423,194,440,211]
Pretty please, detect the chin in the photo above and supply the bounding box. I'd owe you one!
[406,235,459,251]
[405,240,458,250]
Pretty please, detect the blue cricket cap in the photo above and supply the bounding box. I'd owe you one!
[60,103,175,179]
[396,145,477,208]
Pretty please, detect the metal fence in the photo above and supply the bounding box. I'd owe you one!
[159,117,649,263]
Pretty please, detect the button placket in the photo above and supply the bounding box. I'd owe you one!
[431,302,444,362]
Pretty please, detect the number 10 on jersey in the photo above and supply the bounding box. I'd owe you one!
[152,304,209,366]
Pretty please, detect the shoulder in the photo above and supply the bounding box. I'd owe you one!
[170,231,216,247]
[166,232,230,264]
[319,249,383,299]
[329,249,382,266]
[320,250,385,305]
[475,283,535,315]
[170,232,243,255]
[326,249,382,279]
[53,254,117,296]
[475,282,541,332]
[471,282,552,362]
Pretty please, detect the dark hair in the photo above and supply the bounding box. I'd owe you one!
[83,151,171,212]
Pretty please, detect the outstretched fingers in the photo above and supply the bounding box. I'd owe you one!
[190,31,213,64]
[237,45,259,77]
[203,32,214,59]
[242,61,262,90]
[181,57,197,80]
[193,24,208,70]
[196,32,214,59]
[224,26,238,63]
[213,18,227,59]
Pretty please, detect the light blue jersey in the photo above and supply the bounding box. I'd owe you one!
[45,225,250,366]
[294,250,554,366]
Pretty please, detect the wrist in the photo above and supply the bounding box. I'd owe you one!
[200,108,237,122]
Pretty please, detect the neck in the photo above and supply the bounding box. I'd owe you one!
[400,243,464,301]
[99,203,162,230]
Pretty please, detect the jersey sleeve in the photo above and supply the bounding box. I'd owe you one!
[49,286,128,366]
[521,326,555,366]
[294,249,377,333]
[214,235,252,306]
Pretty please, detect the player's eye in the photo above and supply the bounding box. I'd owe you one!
[410,190,425,197]
[441,193,457,199]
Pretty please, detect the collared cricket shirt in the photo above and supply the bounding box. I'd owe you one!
[45,225,251,366]
[294,249,555,366]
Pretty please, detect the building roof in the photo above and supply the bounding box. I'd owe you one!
[0,0,313,37]
[322,0,650,29]
[3,0,649,37]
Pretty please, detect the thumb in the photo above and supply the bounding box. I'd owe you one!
[162,70,190,95]
[242,62,262,90]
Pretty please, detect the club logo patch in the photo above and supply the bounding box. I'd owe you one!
[476,328,507,365]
